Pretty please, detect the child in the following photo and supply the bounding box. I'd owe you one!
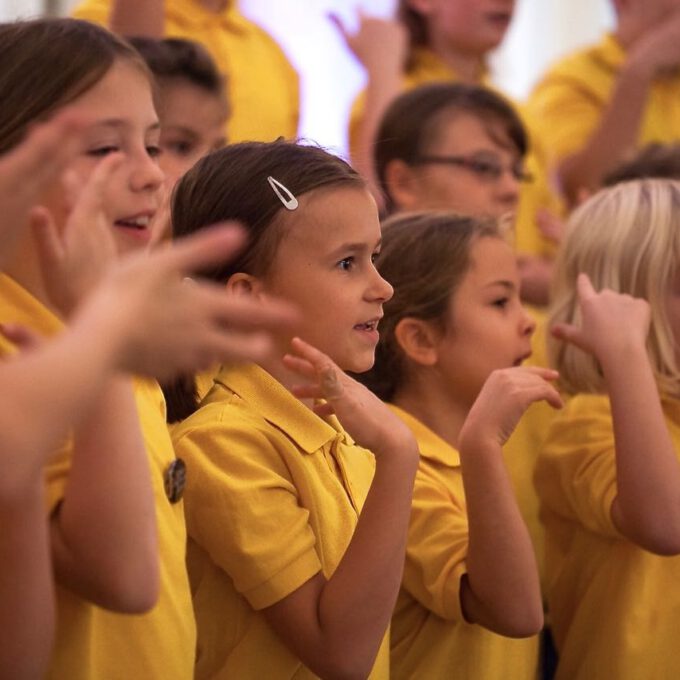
[72,0,299,142]
[0,18,291,679]
[169,140,419,679]
[357,212,561,679]
[527,0,680,203]
[129,36,228,184]
[536,178,680,679]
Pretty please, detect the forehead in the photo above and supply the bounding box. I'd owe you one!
[279,184,380,251]
[426,109,517,155]
[70,59,156,121]
[158,80,228,128]
[464,236,517,282]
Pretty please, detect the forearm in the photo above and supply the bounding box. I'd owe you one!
[558,61,653,202]
[459,439,542,637]
[604,344,680,554]
[51,376,159,612]
[109,0,165,37]
[0,485,54,680]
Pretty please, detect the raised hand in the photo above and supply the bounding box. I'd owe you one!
[31,153,123,316]
[75,223,298,382]
[459,366,563,449]
[284,336,417,459]
[551,273,651,360]
[628,10,680,77]
[0,111,85,266]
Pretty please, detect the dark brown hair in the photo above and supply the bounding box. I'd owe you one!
[165,140,366,421]
[603,143,680,187]
[399,0,428,56]
[374,82,528,213]
[0,18,146,154]
[127,36,225,97]
[357,211,501,401]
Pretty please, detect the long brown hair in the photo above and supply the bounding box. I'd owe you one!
[165,140,366,421]
[0,18,146,154]
[357,211,501,401]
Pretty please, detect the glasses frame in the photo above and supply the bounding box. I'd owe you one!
[412,154,534,184]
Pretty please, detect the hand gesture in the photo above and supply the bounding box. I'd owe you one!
[75,223,298,381]
[329,11,408,76]
[31,153,123,317]
[0,111,84,266]
[628,10,680,77]
[551,273,651,360]
[283,337,417,460]
[459,366,563,449]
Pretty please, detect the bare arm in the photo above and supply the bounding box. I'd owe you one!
[553,274,680,554]
[109,0,165,38]
[457,367,562,636]
[559,13,680,203]
[263,339,418,680]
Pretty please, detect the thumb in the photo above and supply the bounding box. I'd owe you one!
[551,322,584,349]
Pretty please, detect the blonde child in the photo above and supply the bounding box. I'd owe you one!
[0,18,292,679]
[357,212,561,679]
[536,178,680,679]
[527,0,680,204]
[168,140,419,679]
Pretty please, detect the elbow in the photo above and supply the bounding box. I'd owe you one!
[311,646,378,680]
[96,552,161,613]
[630,530,680,557]
[493,606,544,638]
[614,503,680,556]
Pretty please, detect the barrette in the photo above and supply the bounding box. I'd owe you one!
[267,176,298,210]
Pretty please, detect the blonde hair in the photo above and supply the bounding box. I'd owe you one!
[549,179,680,396]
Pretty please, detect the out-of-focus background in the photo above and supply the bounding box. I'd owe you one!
[0,0,615,156]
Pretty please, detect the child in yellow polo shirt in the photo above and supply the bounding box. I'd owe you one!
[168,140,420,679]
[356,211,561,680]
[0,18,294,679]
[72,0,299,143]
[536,178,680,679]
[527,0,680,204]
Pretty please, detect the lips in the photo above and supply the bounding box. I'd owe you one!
[354,317,381,332]
[114,213,153,230]
[513,350,532,367]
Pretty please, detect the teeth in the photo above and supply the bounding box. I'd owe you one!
[119,216,150,227]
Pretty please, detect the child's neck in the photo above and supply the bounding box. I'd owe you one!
[426,35,487,84]
[391,374,470,450]
[257,350,316,410]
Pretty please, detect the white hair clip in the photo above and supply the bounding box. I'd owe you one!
[267,176,298,210]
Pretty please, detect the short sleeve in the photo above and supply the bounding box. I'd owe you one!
[535,395,619,539]
[402,465,469,622]
[176,416,322,610]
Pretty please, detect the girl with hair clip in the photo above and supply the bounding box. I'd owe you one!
[0,18,292,680]
[535,178,680,680]
[168,140,419,680]
[357,212,562,680]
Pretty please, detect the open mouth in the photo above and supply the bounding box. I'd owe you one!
[513,351,532,367]
[115,215,152,230]
[354,318,380,332]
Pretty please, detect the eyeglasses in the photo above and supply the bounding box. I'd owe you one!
[412,154,534,184]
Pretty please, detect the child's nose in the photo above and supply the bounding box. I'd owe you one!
[130,153,165,193]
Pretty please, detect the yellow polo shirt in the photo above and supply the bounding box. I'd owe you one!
[172,362,389,679]
[388,404,539,680]
[527,33,680,166]
[535,393,680,680]
[72,0,299,142]
[350,47,561,257]
[0,274,196,680]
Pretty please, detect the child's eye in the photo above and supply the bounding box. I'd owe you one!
[87,145,119,157]
[492,297,509,308]
[338,257,354,271]
[146,144,162,159]
[165,140,194,157]
[371,251,381,264]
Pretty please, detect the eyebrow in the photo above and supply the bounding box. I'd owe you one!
[485,280,516,290]
[92,118,161,133]
[329,238,382,258]
[162,125,199,140]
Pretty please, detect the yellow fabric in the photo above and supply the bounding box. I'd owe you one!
[527,33,680,167]
[349,47,561,257]
[172,362,389,680]
[535,393,680,680]
[72,0,299,142]
[0,273,196,680]
[387,404,539,680]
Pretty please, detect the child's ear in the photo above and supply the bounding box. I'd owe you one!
[226,273,264,297]
[394,317,440,366]
[385,159,421,212]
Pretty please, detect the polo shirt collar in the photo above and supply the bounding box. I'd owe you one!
[0,273,62,338]
[409,47,490,86]
[387,403,460,468]
[214,362,354,454]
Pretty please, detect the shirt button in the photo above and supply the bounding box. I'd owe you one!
[164,458,186,503]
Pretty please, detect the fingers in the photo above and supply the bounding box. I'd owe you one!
[157,223,246,276]
[67,153,124,225]
[289,336,335,370]
[30,206,64,272]
[0,323,44,352]
[550,322,584,348]
[576,272,596,301]
[520,366,560,381]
